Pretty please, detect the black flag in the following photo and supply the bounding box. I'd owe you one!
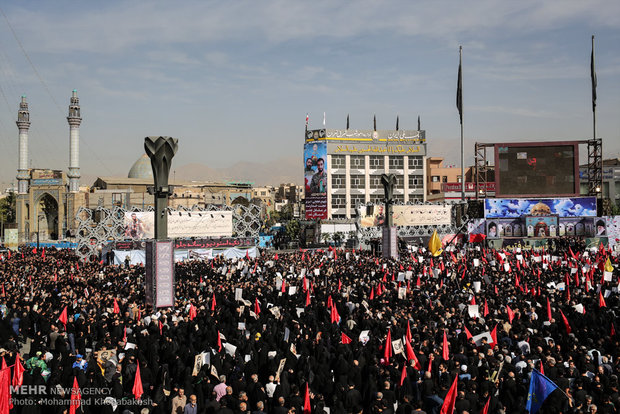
[396,115,399,131]
[417,115,421,131]
[373,115,376,131]
[591,35,597,112]
[346,114,349,130]
[457,46,463,125]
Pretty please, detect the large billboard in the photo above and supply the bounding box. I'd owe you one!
[495,142,579,196]
[359,204,451,227]
[304,141,328,219]
[484,197,597,219]
[124,211,233,239]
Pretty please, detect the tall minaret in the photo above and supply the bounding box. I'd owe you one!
[67,89,82,192]
[16,95,31,194]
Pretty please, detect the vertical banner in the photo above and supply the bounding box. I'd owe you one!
[146,240,175,308]
[304,141,328,219]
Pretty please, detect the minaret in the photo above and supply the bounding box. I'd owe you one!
[16,95,31,194]
[67,89,82,192]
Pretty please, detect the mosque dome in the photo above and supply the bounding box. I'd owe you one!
[128,154,153,180]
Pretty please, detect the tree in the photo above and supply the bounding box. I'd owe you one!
[285,219,300,242]
[0,192,16,223]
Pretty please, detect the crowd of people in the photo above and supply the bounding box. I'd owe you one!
[0,237,618,414]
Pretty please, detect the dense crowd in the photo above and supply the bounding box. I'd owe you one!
[0,237,619,414]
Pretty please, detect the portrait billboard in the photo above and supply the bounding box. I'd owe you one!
[494,142,579,196]
[486,218,525,239]
[484,197,596,219]
[359,204,451,228]
[304,141,327,219]
[124,211,233,239]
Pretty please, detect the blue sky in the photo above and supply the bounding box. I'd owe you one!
[0,1,618,188]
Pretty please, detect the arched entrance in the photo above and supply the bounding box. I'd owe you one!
[36,193,59,240]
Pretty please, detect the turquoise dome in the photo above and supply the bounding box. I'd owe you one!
[128,154,153,180]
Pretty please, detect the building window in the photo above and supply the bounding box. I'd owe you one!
[112,193,123,206]
[389,156,404,170]
[457,175,462,183]
[331,155,345,169]
[369,176,382,189]
[409,195,423,202]
[442,176,448,183]
[350,155,365,169]
[393,194,404,203]
[370,194,383,204]
[350,195,365,209]
[350,174,365,189]
[332,194,346,208]
[431,176,440,182]
[408,176,423,190]
[332,174,346,189]
[369,155,384,169]
[408,157,422,169]
[395,175,404,189]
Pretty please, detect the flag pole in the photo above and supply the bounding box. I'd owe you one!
[459,46,465,201]
[591,35,597,141]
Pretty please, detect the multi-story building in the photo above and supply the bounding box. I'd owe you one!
[579,158,620,207]
[304,127,426,219]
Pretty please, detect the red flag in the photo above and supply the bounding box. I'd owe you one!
[12,353,24,387]
[254,298,261,315]
[442,330,449,360]
[246,250,249,260]
[560,310,571,335]
[303,383,312,414]
[113,299,120,314]
[1,285,4,297]
[464,326,472,340]
[189,304,197,321]
[69,376,81,414]
[331,304,340,324]
[370,287,375,300]
[611,323,616,337]
[211,293,217,311]
[123,326,127,342]
[305,290,311,307]
[58,306,68,328]
[494,286,498,295]
[406,320,413,344]
[132,362,144,400]
[482,300,489,317]
[405,338,422,369]
[490,325,497,345]
[480,397,491,414]
[440,375,458,414]
[338,279,342,292]
[217,331,222,352]
[327,295,333,309]
[546,298,552,321]
[470,296,476,305]
[341,332,352,344]
[275,253,279,261]
[416,275,421,287]
[400,363,407,386]
[384,329,393,364]
[506,305,515,324]
[159,321,163,335]
[539,360,545,375]
[599,291,607,308]
[281,279,286,293]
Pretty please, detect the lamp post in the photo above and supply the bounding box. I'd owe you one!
[145,136,178,240]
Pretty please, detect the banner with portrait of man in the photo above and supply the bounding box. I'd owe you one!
[304,141,328,219]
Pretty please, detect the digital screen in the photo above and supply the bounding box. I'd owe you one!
[496,144,577,196]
